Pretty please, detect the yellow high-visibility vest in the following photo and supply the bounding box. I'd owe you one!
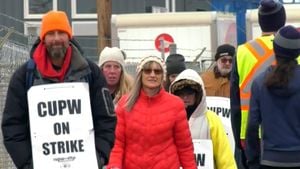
[237,35,300,140]
[237,35,275,140]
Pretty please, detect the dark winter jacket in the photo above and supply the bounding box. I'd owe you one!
[246,66,300,168]
[1,39,116,169]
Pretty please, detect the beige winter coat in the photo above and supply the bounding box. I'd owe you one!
[201,70,230,98]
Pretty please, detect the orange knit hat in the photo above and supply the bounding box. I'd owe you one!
[40,10,73,40]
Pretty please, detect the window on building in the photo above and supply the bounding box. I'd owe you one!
[71,0,97,19]
[24,22,41,45]
[24,0,57,19]
[24,22,40,36]
[283,0,300,3]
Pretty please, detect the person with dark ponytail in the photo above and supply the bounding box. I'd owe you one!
[264,57,298,88]
[246,25,300,169]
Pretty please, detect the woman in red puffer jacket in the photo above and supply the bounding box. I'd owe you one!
[107,55,196,169]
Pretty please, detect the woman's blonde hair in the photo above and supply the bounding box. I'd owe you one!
[114,71,133,104]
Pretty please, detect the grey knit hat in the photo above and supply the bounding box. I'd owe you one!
[273,25,300,60]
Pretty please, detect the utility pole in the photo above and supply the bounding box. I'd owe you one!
[97,0,112,54]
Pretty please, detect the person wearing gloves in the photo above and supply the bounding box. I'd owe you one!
[107,55,196,169]
[170,69,237,169]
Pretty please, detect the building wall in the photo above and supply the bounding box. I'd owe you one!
[0,0,212,61]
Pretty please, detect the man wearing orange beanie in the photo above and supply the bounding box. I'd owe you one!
[2,10,116,169]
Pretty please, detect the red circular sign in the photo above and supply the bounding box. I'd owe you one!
[154,33,174,53]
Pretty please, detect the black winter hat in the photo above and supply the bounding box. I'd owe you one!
[258,0,286,32]
[215,44,235,61]
[166,54,186,75]
[273,25,300,60]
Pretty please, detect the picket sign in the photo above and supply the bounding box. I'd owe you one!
[27,82,98,169]
[179,139,214,169]
[206,96,235,153]
[193,139,214,169]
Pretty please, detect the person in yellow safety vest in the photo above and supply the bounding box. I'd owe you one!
[230,0,287,168]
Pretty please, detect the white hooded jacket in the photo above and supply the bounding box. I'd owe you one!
[170,69,237,169]
[170,69,210,139]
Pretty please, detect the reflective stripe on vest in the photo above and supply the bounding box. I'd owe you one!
[237,36,274,139]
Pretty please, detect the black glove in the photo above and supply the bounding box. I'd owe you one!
[96,152,106,169]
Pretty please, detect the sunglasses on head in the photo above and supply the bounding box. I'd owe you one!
[142,68,163,75]
[220,57,233,64]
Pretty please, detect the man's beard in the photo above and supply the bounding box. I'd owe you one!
[219,67,231,76]
[216,63,231,76]
[47,45,67,60]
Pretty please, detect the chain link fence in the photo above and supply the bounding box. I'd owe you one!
[0,39,29,169]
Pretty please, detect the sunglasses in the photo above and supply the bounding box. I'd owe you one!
[220,58,233,64]
[142,68,163,75]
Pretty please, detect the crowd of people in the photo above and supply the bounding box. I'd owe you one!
[1,0,300,169]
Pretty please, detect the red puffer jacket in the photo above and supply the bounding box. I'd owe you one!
[107,89,196,169]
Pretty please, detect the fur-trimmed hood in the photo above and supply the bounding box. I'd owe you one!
[170,69,207,117]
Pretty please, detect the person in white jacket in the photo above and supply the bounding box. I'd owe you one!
[170,69,237,169]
